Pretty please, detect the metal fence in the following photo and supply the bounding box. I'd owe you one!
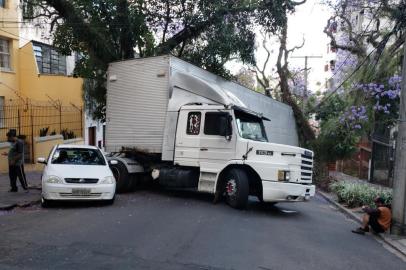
[0,102,83,163]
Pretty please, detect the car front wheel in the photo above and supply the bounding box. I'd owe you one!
[41,197,53,208]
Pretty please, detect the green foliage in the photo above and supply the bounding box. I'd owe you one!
[234,67,256,90]
[61,129,76,140]
[312,94,359,162]
[312,117,359,162]
[315,94,346,123]
[330,181,392,208]
[349,51,401,128]
[21,0,299,120]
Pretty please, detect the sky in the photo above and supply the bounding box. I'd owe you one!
[228,0,333,94]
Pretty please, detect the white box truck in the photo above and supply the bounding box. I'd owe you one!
[105,55,315,209]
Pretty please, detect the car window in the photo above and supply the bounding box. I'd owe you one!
[51,148,106,166]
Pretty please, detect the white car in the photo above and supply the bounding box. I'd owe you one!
[37,144,116,207]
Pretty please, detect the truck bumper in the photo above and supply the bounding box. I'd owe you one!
[262,181,315,202]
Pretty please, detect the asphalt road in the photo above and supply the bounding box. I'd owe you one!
[0,190,405,270]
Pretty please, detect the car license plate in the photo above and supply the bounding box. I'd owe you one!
[72,188,91,196]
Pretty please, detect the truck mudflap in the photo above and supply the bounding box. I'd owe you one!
[262,181,315,202]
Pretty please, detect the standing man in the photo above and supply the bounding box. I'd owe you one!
[1,129,28,192]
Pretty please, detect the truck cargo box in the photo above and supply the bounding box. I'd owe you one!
[106,55,298,158]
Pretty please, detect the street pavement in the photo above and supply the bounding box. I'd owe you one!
[0,172,42,210]
[0,189,405,270]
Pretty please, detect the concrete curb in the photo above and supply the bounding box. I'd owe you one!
[28,185,42,191]
[0,203,17,211]
[0,197,41,211]
[317,191,406,257]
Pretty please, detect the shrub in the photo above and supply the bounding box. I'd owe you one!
[39,127,49,137]
[330,181,392,208]
[61,129,76,140]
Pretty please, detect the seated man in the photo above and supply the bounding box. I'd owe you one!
[352,197,391,235]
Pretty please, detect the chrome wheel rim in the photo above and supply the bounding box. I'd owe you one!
[226,179,237,197]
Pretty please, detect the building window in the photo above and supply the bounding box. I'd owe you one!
[0,96,4,128]
[186,112,201,135]
[0,1,6,8]
[330,60,336,71]
[33,42,67,75]
[0,38,11,70]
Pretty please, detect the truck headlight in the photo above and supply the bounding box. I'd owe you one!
[101,176,115,184]
[277,170,290,181]
[45,176,62,184]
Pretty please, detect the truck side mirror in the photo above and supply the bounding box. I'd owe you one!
[219,114,232,140]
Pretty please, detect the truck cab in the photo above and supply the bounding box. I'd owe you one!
[173,104,315,208]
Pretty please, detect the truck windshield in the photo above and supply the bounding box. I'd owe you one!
[235,110,268,142]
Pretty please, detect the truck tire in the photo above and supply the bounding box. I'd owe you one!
[127,174,139,191]
[224,168,249,209]
[110,161,130,193]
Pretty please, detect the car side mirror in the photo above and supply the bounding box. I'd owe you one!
[37,157,47,165]
[110,160,118,165]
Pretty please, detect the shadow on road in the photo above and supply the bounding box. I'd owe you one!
[40,186,302,219]
[141,187,302,218]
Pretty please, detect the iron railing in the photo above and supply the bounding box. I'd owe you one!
[0,102,83,163]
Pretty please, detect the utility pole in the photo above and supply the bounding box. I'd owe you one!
[291,55,322,109]
[392,39,406,235]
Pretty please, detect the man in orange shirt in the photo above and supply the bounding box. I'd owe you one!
[352,197,392,235]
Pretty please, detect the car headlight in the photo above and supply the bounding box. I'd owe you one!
[101,176,115,184]
[45,176,63,184]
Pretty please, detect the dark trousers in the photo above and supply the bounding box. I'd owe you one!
[9,164,28,190]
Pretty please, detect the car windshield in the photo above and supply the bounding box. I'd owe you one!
[51,148,106,166]
[235,110,268,142]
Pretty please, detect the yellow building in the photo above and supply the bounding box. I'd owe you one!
[0,0,20,104]
[0,1,84,171]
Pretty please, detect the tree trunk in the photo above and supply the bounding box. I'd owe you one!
[276,19,315,145]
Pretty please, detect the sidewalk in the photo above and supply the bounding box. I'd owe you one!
[318,190,406,258]
[0,171,42,210]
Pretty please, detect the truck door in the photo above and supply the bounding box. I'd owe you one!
[175,108,236,193]
[174,109,236,168]
[199,111,236,166]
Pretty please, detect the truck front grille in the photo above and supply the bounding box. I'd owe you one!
[301,154,313,181]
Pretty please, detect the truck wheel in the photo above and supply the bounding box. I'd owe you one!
[224,169,249,209]
[128,174,139,191]
[110,161,130,193]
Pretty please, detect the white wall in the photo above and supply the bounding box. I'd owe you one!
[84,116,105,150]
